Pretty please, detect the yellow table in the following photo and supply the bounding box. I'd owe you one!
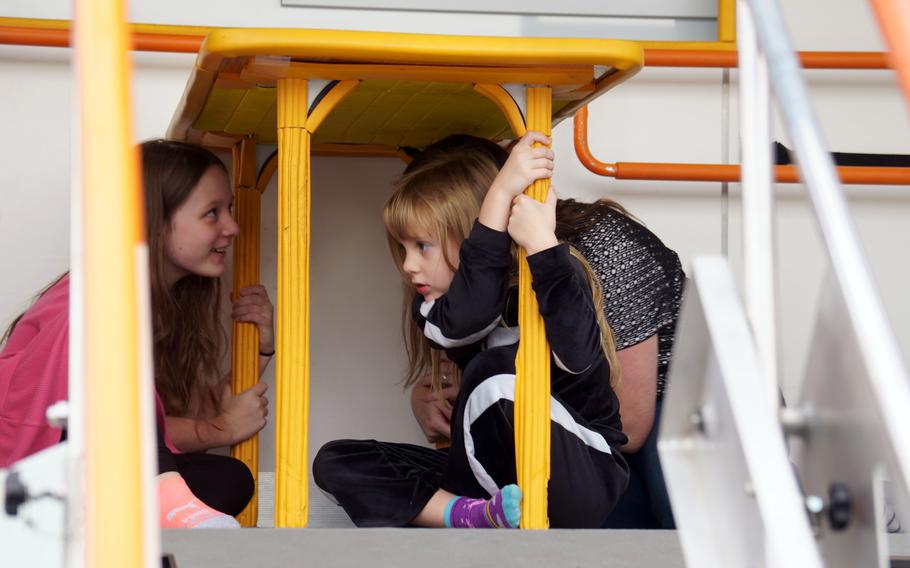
[167,27,642,529]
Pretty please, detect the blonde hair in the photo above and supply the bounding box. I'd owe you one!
[384,152,497,392]
[570,248,622,387]
[384,145,621,392]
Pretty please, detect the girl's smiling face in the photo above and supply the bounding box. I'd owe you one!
[398,224,459,302]
[162,166,239,287]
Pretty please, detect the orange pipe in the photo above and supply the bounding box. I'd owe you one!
[0,23,893,70]
[574,106,910,185]
[645,49,890,69]
[611,162,910,184]
[0,27,70,48]
[130,32,203,53]
[868,0,910,106]
[0,25,203,52]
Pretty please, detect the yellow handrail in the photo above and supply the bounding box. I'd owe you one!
[75,0,151,564]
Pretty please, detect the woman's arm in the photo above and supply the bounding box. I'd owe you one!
[614,335,658,453]
[410,369,459,443]
[164,415,232,453]
[231,285,275,377]
[165,382,269,453]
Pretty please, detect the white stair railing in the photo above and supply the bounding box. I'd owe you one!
[661,0,910,566]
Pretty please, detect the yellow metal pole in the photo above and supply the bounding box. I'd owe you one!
[515,86,553,530]
[230,137,262,527]
[718,0,737,43]
[75,0,150,564]
[272,79,358,528]
[275,77,310,527]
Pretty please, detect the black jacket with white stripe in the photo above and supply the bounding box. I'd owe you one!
[413,221,626,445]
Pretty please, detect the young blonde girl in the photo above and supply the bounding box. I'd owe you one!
[314,132,629,528]
[0,140,273,529]
[400,134,684,530]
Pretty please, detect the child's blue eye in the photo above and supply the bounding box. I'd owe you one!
[417,242,430,252]
[206,209,217,218]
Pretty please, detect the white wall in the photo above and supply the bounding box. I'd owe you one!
[2,0,717,41]
[1,0,909,475]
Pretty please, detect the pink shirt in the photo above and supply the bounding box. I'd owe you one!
[0,275,177,468]
[0,275,70,467]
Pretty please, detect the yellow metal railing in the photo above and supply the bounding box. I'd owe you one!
[75,0,152,564]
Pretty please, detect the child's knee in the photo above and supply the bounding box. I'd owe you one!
[312,439,370,490]
[313,440,347,489]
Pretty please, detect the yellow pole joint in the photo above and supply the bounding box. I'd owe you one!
[231,137,262,527]
[515,86,552,529]
[304,80,359,134]
[473,83,527,138]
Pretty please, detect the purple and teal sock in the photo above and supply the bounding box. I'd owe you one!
[443,484,522,528]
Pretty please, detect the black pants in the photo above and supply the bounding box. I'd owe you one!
[157,425,254,517]
[602,399,675,529]
[313,345,629,528]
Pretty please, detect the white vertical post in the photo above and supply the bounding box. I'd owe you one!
[737,0,779,415]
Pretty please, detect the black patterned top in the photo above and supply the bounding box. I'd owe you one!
[566,209,685,398]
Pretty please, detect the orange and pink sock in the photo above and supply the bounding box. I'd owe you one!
[157,472,239,529]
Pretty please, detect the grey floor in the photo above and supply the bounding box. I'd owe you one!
[162,528,686,568]
[162,530,910,568]
[166,476,686,567]
[160,475,910,568]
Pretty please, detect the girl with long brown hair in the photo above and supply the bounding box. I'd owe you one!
[0,140,274,529]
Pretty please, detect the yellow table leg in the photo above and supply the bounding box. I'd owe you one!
[275,77,311,528]
[515,86,553,530]
[76,0,151,564]
[230,136,262,527]
[273,79,358,528]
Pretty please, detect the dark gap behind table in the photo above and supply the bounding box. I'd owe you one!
[774,142,910,168]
